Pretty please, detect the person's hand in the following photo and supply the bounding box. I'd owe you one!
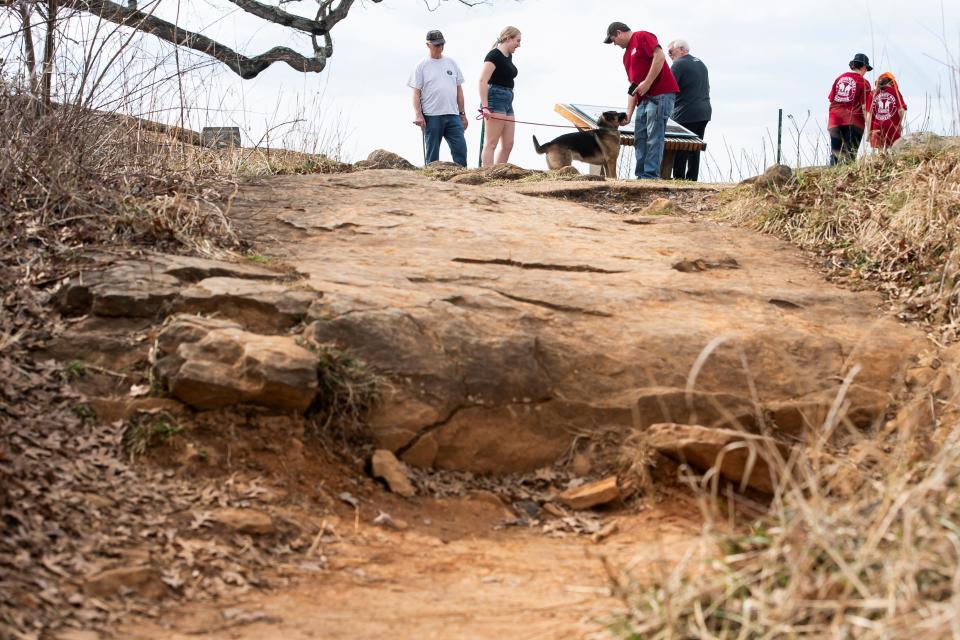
[619,113,631,126]
[633,80,652,97]
[414,114,425,128]
[460,114,469,130]
[480,106,492,120]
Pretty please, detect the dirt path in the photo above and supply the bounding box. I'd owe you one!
[103,171,922,639]
[117,496,703,640]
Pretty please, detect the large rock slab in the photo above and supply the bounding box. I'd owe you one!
[173,277,317,332]
[230,171,927,473]
[57,252,284,317]
[57,262,181,317]
[156,317,319,412]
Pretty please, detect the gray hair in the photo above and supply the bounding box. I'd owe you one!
[670,39,690,53]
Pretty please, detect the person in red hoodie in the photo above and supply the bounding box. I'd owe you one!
[827,53,873,165]
[869,72,907,150]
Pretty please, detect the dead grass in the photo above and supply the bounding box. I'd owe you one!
[0,83,359,636]
[610,141,960,638]
[612,403,960,638]
[308,345,381,442]
[716,143,960,338]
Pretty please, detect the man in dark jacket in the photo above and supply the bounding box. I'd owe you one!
[667,40,711,181]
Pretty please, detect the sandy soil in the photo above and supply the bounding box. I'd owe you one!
[114,493,703,640]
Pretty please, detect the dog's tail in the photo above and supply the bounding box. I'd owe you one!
[532,135,547,155]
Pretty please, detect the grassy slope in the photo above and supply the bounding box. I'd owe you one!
[613,144,960,638]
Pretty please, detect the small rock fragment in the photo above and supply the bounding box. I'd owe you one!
[512,499,542,519]
[591,520,620,544]
[338,492,360,508]
[741,164,792,189]
[355,149,417,170]
[84,565,165,599]
[556,476,621,510]
[640,197,688,216]
[372,511,408,530]
[467,489,506,507]
[210,508,276,535]
[371,449,417,497]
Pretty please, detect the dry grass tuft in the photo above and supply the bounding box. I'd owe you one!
[716,144,960,337]
[308,345,382,442]
[611,409,960,638]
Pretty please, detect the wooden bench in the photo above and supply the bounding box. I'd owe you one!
[554,103,707,179]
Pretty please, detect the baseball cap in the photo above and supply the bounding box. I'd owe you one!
[426,30,445,45]
[603,22,629,44]
[850,53,873,71]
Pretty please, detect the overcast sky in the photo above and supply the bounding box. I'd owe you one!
[32,0,960,180]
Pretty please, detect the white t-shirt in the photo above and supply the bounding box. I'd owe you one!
[407,57,464,116]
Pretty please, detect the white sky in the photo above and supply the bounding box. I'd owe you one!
[11,0,960,180]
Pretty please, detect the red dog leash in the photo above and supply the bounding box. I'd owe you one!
[476,107,582,128]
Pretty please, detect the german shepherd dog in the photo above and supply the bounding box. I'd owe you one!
[532,110,626,177]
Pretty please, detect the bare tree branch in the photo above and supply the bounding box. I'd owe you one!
[43,0,497,80]
[59,0,337,78]
[224,0,334,35]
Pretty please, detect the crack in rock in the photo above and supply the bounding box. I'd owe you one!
[394,405,468,458]
[407,275,494,284]
[452,257,625,274]
[672,257,741,273]
[395,397,555,459]
[769,298,804,310]
[493,290,614,318]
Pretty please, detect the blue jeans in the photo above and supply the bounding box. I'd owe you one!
[634,93,676,179]
[423,114,467,167]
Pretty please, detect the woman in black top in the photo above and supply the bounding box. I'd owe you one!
[479,26,521,166]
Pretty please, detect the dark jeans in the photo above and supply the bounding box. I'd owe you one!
[423,114,467,167]
[671,120,708,181]
[829,125,864,166]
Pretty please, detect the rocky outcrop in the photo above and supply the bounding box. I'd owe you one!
[892,132,960,155]
[156,317,319,412]
[354,149,417,171]
[174,277,315,333]
[226,170,926,474]
[741,164,793,190]
[57,253,285,318]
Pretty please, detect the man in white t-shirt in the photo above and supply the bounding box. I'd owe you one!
[408,29,468,167]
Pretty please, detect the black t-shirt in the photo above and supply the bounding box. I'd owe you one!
[484,48,517,89]
[671,55,712,123]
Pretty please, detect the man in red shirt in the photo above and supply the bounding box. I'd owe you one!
[605,21,679,179]
[827,53,872,165]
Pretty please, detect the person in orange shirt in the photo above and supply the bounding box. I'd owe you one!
[827,53,872,165]
[869,72,907,150]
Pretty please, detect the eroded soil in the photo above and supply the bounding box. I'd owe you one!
[115,493,704,640]
[15,171,931,639]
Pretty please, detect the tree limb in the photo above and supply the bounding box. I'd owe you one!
[59,0,337,78]
[224,0,333,35]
